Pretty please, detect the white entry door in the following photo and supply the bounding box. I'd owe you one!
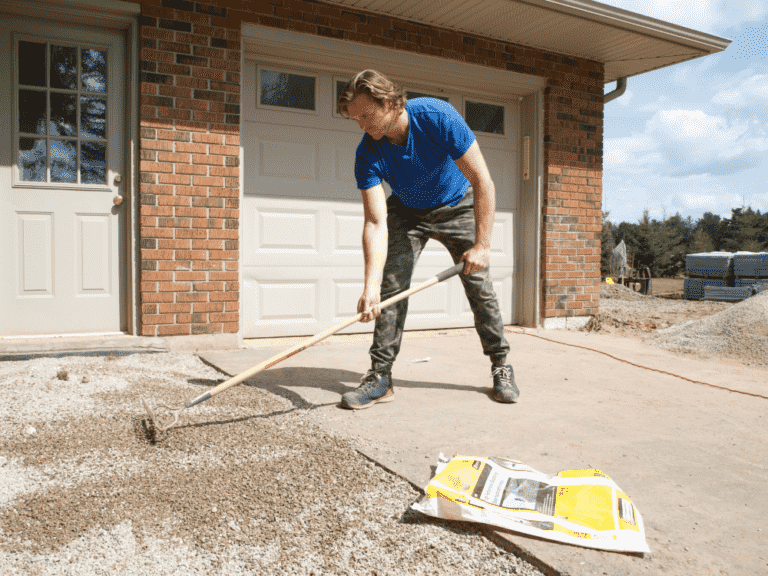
[0,17,126,336]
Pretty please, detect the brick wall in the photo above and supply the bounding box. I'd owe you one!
[127,0,603,334]
[131,0,241,337]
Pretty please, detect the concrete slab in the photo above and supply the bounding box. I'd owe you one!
[199,328,768,576]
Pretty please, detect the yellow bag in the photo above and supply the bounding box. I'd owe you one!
[411,454,649,553]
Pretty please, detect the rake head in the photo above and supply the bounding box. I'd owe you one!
[141,398,185,441]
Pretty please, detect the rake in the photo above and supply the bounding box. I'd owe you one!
[141,262,465,439]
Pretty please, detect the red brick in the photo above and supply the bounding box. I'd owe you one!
[193,132,225,144]
[158,174,191,185]
[158,239,191,250]
[143,292,175,303]
[193,154,223,165]
[159,303,192,314]
[157,324,192,336]
[158,282,191,292]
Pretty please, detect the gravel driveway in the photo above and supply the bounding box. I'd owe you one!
[0,353,543,576]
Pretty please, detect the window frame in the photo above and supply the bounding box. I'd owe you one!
[12,32,112,190]
[404,88,451,104]
[463,96,508,139]
[256,65,319,116]
[332,75,350,119]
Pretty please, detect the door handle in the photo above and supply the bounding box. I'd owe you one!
[113,195,124,206]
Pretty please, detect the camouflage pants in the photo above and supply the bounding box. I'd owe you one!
[370,188,511,372]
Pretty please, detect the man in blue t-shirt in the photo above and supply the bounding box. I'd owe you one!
[337,70,518,409]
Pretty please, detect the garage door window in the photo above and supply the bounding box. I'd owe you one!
[258,68,316,113]
[15,39,108,185]
[465,100,505,136]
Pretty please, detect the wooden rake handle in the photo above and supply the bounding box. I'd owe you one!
[185,262,466,409]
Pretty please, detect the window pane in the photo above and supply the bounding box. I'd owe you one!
[406,91,449,102]
[18,41,46,87]
[51,140,77,183]
[19,138,47,182]
[81,141,106,184]
[260,70,315,111]
[465,100,504,135]
[18,89,47,135]
[50,45,77,91]
[82,49,107,93]
[81,96,106,139]
[336,80,346,109]
[50,92,77,137]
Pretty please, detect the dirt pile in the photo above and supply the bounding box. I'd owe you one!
[650,290,768,367]
[582,283,731,335]
[583,282,768,367]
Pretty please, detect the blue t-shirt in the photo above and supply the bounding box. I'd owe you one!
[354,98,475,209]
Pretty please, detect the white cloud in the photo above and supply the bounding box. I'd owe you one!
[711,73,768,110]
[607,107,767,177]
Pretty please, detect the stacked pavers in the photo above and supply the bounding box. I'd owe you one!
[685,251,768,301]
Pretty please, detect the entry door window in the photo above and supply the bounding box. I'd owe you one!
[16,39,108,185]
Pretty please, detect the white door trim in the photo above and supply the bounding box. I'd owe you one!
[242,24,547,99]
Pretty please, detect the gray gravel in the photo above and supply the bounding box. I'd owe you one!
[587,282,768,367]
[0,352,543,576]
[648,289,768,366]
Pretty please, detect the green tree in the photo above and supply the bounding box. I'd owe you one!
[652,214,692,277]
[721,207,765,252]
[696,212,726,250]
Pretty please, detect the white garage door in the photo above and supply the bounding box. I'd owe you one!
[242,61,519,338]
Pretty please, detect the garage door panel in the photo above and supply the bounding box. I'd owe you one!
[333,211,364,254]
[244,63,520,338]
[257,209,319,253]
[260,140,317,180]
[335,146,357,184]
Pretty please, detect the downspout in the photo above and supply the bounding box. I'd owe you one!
[604,77,627,103]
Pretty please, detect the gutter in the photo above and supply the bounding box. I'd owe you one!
[604,77,627,104]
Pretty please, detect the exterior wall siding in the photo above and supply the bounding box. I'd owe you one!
[124,0,604,334]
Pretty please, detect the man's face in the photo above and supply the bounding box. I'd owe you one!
[346,94,398,140]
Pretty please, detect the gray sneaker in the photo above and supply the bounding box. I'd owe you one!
[491,364,519,403]
[341,370,394,409]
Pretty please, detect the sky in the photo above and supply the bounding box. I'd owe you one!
[597,0,768,225]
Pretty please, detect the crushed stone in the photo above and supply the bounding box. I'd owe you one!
[649,289,768,366]
[0,353,543,576]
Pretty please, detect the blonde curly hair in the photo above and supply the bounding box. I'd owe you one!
[337,70,406,118]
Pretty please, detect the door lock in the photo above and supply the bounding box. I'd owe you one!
[114,175,122,185]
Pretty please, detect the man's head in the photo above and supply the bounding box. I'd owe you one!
[338,70,407,141]
[337,70,406,118]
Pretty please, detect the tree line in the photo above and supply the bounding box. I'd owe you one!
[601,207,768,278]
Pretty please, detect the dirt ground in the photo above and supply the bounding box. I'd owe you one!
[584,278,733,336]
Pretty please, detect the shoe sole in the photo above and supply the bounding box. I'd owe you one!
[492,388,519,403]
[341,389,395,410]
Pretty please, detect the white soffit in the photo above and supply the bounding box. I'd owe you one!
[244,25,547,98]
[317,0,731,82]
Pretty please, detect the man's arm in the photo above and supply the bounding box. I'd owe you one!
[454,140,496,274]
[358,184,388,322]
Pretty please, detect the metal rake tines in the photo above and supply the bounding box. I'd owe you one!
[141,398,186,435]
